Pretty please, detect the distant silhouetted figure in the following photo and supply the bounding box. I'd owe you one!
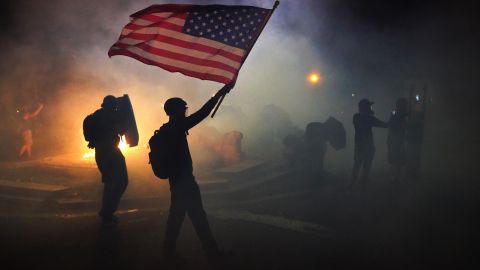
[282,128,305,168]
[305,122,327,178]
[18,103,44,159]
[351,99,388,191]
[388,98,409,183]
[89,96,128,224]
[299,117,346,179]
[217,130,244,165]
[162,84,232,264]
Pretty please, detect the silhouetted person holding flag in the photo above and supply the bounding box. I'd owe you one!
[161,84,232,264]
[351,99,388,191]
[85,96,128,224]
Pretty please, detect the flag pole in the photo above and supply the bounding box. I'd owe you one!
[211,1,280,117]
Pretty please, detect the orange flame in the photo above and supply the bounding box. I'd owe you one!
[82,135,130,159]
[118,135,130,150]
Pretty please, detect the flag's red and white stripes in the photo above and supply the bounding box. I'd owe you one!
[109,10,247,84]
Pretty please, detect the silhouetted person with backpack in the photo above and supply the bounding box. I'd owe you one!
[85,95,128,224]
[351,99,388,191]
[161,84,232,264]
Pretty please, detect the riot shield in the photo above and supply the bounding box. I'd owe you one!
[116,94,139,147]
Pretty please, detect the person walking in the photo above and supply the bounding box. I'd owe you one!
[160,84,232,264]
[88,96,129,224]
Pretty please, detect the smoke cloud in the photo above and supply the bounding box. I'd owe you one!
[0,0,478,177]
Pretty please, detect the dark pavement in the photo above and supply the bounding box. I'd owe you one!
[0,158,477,270]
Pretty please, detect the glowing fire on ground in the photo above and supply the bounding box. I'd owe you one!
[82,152,95,159]
[82,135,130,159]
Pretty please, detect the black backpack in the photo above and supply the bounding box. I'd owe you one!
[148,124,173,179]
[83,112,99,146]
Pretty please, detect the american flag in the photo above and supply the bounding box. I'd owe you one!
[108,4,272,84]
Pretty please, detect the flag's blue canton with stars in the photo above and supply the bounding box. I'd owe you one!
[183,7,269,50]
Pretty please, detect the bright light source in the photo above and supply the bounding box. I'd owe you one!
[82,135,130,160]
[307,71,322,85]
[83,151,95,159]
[118,135,130,150]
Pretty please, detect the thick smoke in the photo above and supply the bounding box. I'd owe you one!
[0,0,478,177]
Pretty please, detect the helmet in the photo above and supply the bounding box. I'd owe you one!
[164,97,187,116]
[358,98,374,113]
[358,98,373,108]
[101,95,117,109]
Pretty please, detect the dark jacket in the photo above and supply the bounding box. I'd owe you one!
[166,97,220,182]
[353,113,388,148]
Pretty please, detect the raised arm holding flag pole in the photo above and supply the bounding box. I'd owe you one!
[108,1,280,265]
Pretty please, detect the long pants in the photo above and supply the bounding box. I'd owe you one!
[165,174,217,254]
[352,144,375,188]
[95,147,128,217]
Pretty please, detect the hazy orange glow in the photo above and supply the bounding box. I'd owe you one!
[307,71,322,85]
[82,152,95,159]
[82,135,131,159]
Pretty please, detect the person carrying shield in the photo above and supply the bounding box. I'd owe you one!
[89,95,128,224]
[387,98,409,183]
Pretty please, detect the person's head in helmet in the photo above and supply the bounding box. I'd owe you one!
[101,95,117,111]
[358,98,374,115]
[164,97,188,119]
[395,98,408,115]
